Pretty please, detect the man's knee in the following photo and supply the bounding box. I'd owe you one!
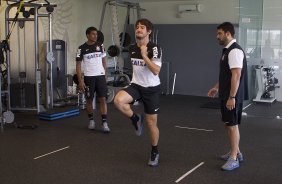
[98,97,106,103]
[146,115,158,127]
[114,95,122,107]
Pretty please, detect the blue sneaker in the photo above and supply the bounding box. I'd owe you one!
[148,153,159,167]
[221,157,239,171]
[135,114,144,136]
[220,152,243,162]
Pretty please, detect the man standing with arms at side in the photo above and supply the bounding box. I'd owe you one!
[208,22,248,171]
[76,27,110,133]
[114,18,162,167]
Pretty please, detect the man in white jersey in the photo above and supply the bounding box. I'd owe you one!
[114,19,162,167]
[76,27,110,133]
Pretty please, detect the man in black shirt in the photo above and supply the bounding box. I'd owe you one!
[76,27,110,133]
[208,22,248,171]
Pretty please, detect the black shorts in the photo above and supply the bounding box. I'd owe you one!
[123,83,161,114]
[220,100,243,126]
[84,76,107,98]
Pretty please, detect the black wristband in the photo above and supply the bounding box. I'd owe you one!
[229,96,236,99]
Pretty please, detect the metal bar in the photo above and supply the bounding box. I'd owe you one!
[6,18,35,21]
[155,29,158,44]
[45,42,50,109]
[99,1,108,31]
[49,13,53,108]
[172,73,176,95]
[5,5,12,110]
[136,4,142,19]
[120,6,130,48]
[0,74,3,133]
[38,14,50,17]
[108,1,145,11]
[165,62,170,95]
[17,23,21,76]
[34,6,41,113]
[23,23,27,79]
[11,107,38,111]
[5,14,52,21]
[6,2,54,8]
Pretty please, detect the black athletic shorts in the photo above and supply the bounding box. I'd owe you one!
[220,100,243,126]
[84,75,107,98]
[123,83,161,114]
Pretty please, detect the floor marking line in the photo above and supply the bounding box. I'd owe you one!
[175,125,214,132]
[33,146,70,160]
[243,103,252,110]
[175,162,205,183]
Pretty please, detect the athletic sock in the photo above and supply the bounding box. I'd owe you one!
[101,114,107,124]
[88,113,94,120]
[130,113,139,130]
[151,145,159,155]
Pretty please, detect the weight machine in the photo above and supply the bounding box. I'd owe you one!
[0,0,56,131]
[253,65,279,103]
[4,0,56,111]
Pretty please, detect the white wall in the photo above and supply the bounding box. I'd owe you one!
[139,0,239,24]
[0,0,239,75]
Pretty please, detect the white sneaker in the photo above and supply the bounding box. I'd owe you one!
[88,120,95,130]
[102,122,110,133]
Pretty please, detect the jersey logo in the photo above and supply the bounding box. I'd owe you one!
[132,58,146,66]
[86,53,102,60]
[152,46,158,59]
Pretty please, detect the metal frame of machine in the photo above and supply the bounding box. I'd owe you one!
[4,0,56,113]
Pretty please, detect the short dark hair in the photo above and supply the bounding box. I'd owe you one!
[217,22,235,37]
[86,27,97,35]
[135,18,153,32]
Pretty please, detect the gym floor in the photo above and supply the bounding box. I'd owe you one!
[0,95,282,184]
